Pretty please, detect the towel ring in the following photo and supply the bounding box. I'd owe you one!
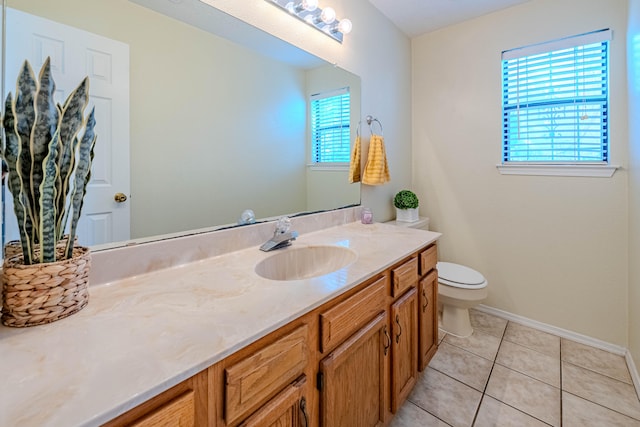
[366,115,384,136]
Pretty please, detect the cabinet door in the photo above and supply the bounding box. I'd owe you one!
[419,270,439,371]
[319,312,387,427]
[390,288,418,413]
[239,376,309,427]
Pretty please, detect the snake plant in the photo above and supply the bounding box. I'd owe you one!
[1,58,96,265]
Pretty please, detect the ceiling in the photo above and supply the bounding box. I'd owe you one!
[368,0,532,38]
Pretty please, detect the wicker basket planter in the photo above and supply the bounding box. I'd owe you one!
[3,235,78,260]
[1,246,91,327]
[3,240,22,259]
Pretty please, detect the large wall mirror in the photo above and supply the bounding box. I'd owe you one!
[2,0,360,251]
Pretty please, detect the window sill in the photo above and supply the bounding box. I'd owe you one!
[307,163,349,171]
[496,163,620,177]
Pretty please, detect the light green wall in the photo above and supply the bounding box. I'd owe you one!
[412,0,630,346]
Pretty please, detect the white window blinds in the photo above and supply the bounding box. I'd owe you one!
[310,87,350,164]
[501,29,611,163]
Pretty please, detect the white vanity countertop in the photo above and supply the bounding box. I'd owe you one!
[0,221,440,427]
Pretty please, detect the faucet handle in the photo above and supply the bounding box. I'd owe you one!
[275,216,291,234]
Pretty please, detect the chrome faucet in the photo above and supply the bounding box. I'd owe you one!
[260,217,298,251]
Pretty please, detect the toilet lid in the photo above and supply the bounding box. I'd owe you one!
[437,262,486,286]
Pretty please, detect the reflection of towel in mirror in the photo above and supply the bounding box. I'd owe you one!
[349,135,361,183]
[362,134,390,185]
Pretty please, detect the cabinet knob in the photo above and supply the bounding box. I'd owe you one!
[422,288,428,312]
[395,314,402,343]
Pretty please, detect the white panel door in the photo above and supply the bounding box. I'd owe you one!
[4,8,130,248]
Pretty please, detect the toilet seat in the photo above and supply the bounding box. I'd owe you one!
[437,262,487,289]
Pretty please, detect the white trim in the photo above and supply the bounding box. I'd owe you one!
[502,28,612,60]
[475,304,640,399]
[310,86,349,101]
[627,351,640,401]
[307,162,349,171]
[475,304,627,355]
[496,163,620,177]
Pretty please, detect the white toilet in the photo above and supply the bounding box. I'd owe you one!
[437,262,488,337]
[385,216,489,337]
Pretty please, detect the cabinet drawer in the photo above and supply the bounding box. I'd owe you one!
[225,325,308,426]
[320,276,387,353]
[130,391,195,427]
[391,257,418,297]
[420,245,437,276]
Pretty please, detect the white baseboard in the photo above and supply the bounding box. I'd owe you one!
[626,351,640,402]
[475,304,640,398]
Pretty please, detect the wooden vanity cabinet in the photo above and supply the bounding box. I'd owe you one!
[102,243,439,427]
[388,257,419,414]
[390,288,418,413]
[319,312,387,427]
[317,274,390,427]
[418,244,439,371]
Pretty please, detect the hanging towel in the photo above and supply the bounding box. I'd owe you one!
[362,134,390,185]
[348,135,361,183]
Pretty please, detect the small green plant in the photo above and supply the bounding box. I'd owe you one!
[393,190,419,210]
[1,57,96,265]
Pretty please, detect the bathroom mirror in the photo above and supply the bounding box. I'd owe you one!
[2,0,361,250]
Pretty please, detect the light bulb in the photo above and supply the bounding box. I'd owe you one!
[337,18,352,34]
[320,7,336,24]
[301,0,318,12]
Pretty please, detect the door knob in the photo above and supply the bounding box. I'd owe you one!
[114,192,128,203]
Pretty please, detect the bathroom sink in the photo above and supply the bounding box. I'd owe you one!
[255,245,357,281]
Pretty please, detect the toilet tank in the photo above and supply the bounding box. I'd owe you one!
[385,217,429,231]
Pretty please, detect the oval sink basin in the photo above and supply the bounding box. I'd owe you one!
[255,245,357,281]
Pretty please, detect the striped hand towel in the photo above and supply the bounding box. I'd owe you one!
[349,135,362,183]
[362,134,390,185]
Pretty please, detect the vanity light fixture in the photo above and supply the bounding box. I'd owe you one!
[267,0,352,43]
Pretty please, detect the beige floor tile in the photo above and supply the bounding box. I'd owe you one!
[562,391,640,426]
[389,401,450,427]
[474,395,550,427]
[429,342,493,391]
[486,364,560,426]
[503,322,560,358]
[496,340,560,387]
[562,362,640,420]
[438,328,446,344]
[443,329,501,361]
[561,339,632,384]
[409,367,482,427]
[469,309,508,338]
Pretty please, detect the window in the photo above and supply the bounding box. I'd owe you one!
[501,30,611,168]
[310,87,350,164]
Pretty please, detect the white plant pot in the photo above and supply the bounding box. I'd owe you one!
[395,207,419,222]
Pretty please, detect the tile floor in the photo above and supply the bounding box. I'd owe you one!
[390,309,640,427]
